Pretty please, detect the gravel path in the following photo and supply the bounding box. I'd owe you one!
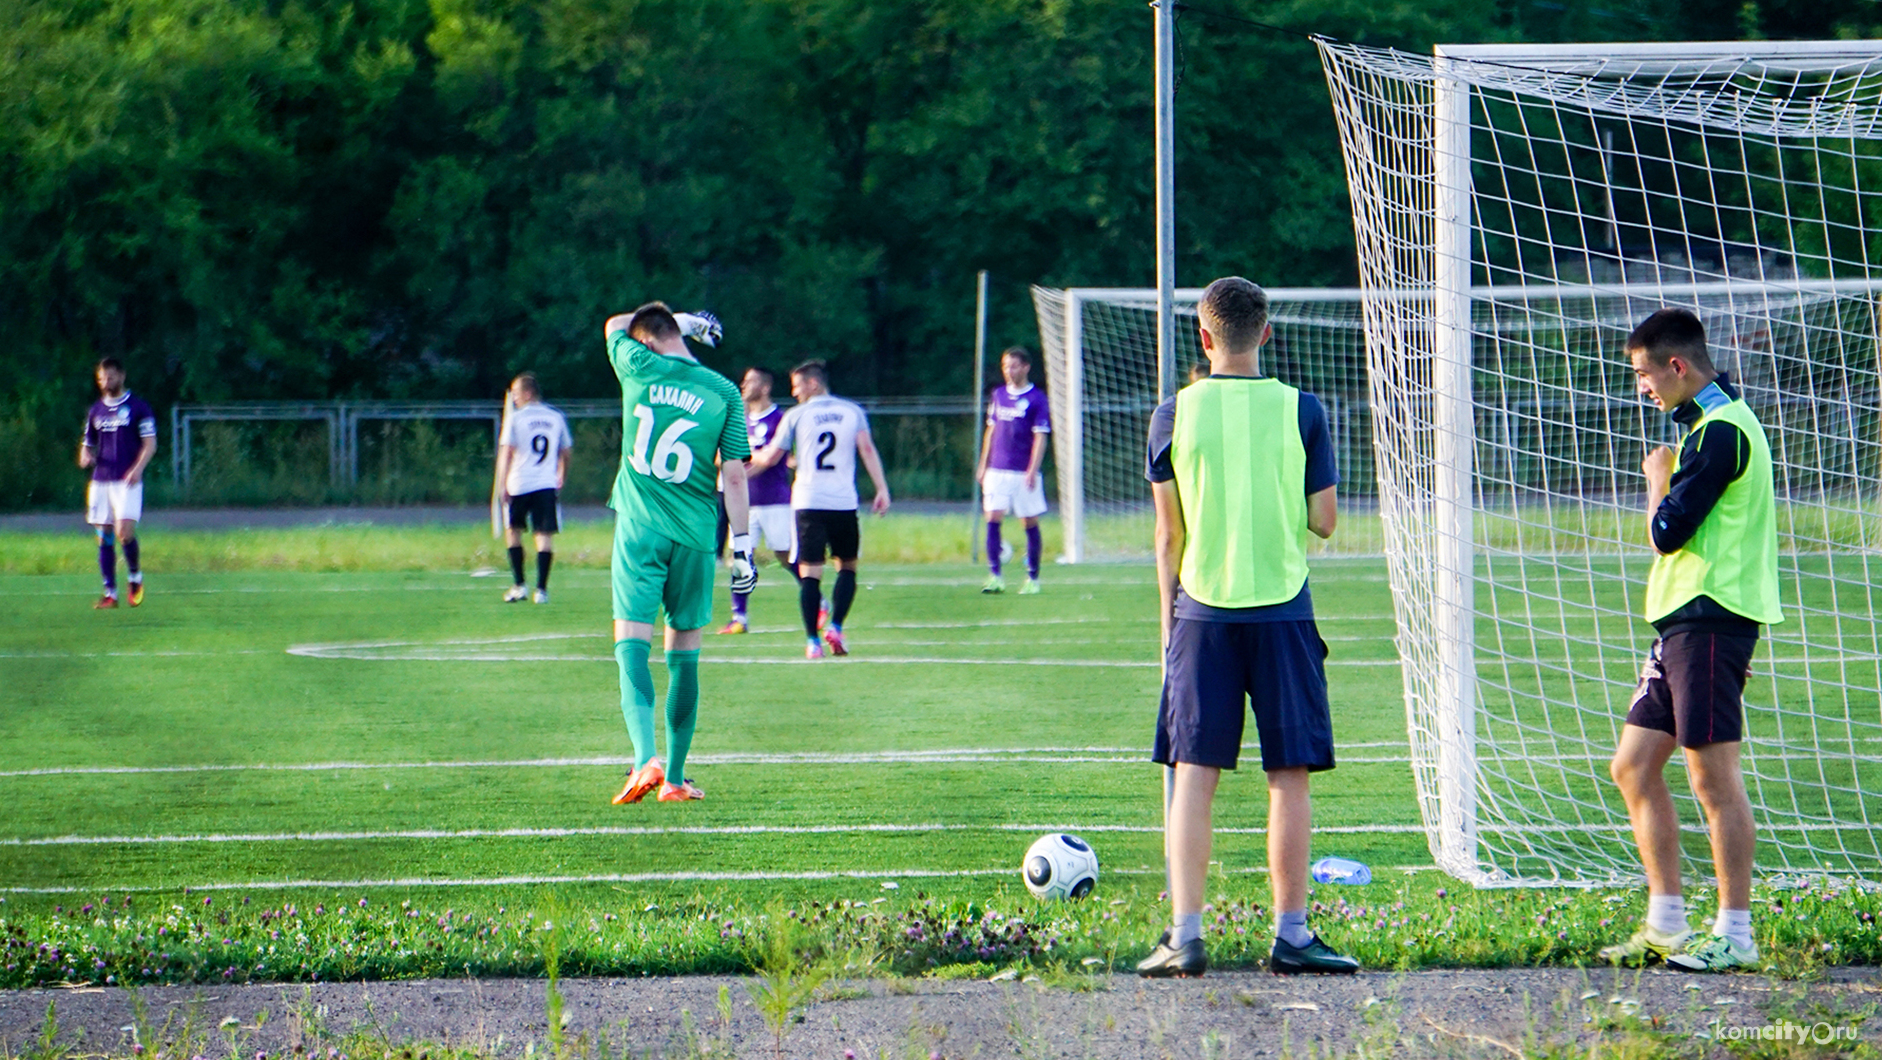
[5,968,1877,1058]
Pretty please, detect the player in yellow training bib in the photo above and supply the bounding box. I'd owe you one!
[603,303,756,805]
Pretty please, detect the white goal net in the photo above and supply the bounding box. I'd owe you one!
[1031,287,1383,562]
[1319,39,1882,885]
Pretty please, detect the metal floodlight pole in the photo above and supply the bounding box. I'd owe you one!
[170,406,184,497]
[1154,0,1178,402]
[1153,0,1180,910]
[970,270,990,559]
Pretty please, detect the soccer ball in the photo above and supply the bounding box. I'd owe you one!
[1021,833,1099,900]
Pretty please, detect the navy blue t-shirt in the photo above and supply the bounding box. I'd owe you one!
[1145,377,1339,623]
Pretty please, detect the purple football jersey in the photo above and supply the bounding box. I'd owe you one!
[82,393,157,482]
[745,404,794,506]
[985,384,1050,472]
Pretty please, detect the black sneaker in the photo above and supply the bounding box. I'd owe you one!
[1269,934,1359,975]
[1135,929,1207,978]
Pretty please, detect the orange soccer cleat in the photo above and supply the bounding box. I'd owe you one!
[127,581,145,607]
[716,618,748,635]
[612,758,665,805]
[657,779,705,802]
[94,594,119,609]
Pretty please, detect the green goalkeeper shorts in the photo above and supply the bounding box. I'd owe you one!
[612,521,716,630]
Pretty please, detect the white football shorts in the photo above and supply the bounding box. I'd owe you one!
[749,504,795,554]
[86,480,144,525]
[981,468,1048,518]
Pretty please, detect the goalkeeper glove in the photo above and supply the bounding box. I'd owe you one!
[729,533,758,595]
[675,310,723,348]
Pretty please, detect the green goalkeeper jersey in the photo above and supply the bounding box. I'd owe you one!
[607,332,749,552]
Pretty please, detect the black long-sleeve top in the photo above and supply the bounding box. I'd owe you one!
[1649,373,1760,636]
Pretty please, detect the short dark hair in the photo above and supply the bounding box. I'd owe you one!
[1197,277,1270,353]
[1627,308,1714,371]
[1188,360,1211,383]
[790,359,828,386]
[96,357,124,374]
[511,372,540,398]
[743,366,775,387]
[627,301,681,343]
[1000,346,1032,366]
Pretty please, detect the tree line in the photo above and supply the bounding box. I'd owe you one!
[1,0,1869,508]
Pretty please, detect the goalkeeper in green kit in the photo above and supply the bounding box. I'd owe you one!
[605,302,757,804]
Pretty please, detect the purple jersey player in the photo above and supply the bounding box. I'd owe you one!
[719,366,801,634]
[78,358,157,609]
[975,347,1051,594]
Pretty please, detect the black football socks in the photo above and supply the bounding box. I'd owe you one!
[799,576,822,638]
[832,569,857,629]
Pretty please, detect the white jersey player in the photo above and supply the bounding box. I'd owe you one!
[749,360,891,658]
[494,373,573,603]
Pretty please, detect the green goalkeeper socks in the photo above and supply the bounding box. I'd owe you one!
[615,639,658,770]
[664,649,701,787]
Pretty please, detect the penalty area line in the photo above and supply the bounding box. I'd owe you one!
[0,744,1415,778]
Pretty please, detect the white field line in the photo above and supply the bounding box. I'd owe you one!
[281,636,1410,667]
[4,822,1441,846]
[15,819,1826,848]
[9,741,1864,779]
[0,575,1182,597]
[0,745,1416,778]
[0,650,270,659]
[0,862,1448,896]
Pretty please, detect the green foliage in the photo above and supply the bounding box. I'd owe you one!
[10,0,1882,509]
[0,0,1561,512]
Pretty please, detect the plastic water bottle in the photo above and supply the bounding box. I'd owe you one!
[1310,856,1372,885]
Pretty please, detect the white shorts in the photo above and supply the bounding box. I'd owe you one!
[749,504,795,554]
[981,468,1048,518]
[87,480,144,525]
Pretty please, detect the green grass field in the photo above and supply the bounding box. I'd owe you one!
[4,520,1881,988]
[0,551,1424,894]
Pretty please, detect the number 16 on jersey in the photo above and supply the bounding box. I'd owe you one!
[627,404,699,484]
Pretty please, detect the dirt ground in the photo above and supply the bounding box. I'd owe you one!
[4,968,1879,1058]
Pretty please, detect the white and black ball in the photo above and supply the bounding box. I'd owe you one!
[1021,833,1099,900]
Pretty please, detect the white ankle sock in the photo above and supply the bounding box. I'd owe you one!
[1714,908,1752,948]
[1276,908,1313,948]
[1171,913,1202,947]
[1645,894,1688,936]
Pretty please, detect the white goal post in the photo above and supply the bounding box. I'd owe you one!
[1320,39,1882,886]
[1032,286,1382,563]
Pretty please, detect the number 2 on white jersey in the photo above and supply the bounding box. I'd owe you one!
[628,404,698,484]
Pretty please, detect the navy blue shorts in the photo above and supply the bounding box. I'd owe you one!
[1153,618,1335,772]
[1626,631,1757,748]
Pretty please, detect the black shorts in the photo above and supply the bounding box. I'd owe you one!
[1154,618,1334,772]
[792,509,860,564]
[1626,630,1757,748]
[508,488,561,534]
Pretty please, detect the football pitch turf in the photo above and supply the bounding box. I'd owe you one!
[0,558,1431,900]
